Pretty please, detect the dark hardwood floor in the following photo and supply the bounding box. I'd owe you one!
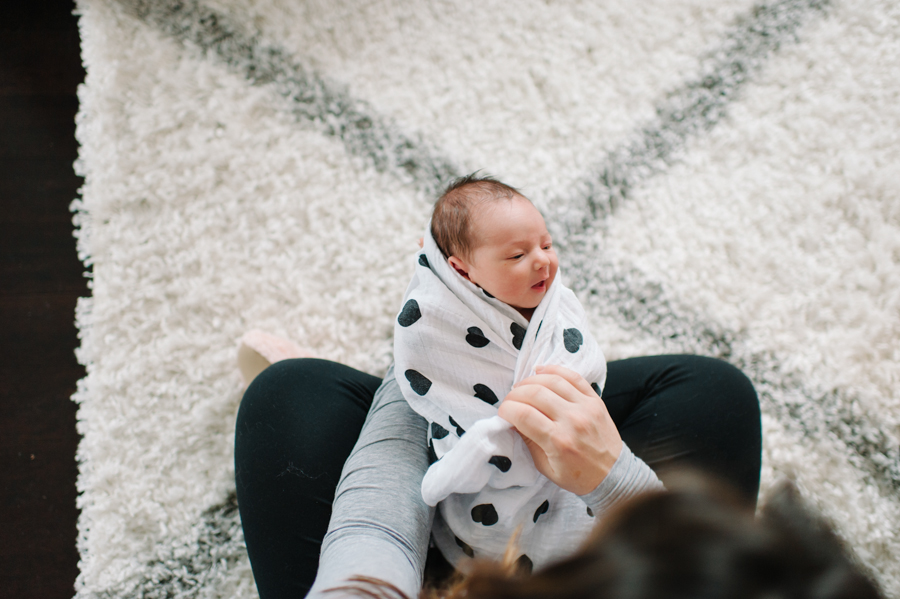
[1,1,86,597]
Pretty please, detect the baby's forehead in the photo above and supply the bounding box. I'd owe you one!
[467,196,518,232]
[468,195,548,240]
[469,192,529,219]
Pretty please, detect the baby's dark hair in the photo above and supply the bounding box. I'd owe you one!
[431,173,525,260]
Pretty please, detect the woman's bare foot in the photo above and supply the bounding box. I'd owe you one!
[237,329,315,386]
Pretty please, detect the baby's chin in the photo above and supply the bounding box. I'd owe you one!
[509,295,546,313]
[481,287,546,314]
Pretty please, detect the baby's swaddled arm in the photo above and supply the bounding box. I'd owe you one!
[307,366,435,599]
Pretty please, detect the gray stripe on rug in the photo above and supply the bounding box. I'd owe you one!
[90,493,246,599]
[542,0,899,497]
[561,0,831,223]
[572,257,900,498]
[116,0,460,198]
[91,0,900,596]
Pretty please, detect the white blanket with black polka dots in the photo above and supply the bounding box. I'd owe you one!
[393,230,607,568]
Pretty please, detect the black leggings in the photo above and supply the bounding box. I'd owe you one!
[234,355,761,598]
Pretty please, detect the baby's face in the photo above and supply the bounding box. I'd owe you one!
[449,196,558,320]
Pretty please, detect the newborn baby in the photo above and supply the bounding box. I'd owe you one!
[393,174,607,572]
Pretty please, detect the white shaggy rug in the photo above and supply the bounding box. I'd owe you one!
[72,0,900,596]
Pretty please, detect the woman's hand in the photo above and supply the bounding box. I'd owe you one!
[498,364,623,496]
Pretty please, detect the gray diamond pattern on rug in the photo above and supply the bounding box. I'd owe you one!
[72,0,900,596]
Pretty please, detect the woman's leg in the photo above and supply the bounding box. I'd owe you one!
[234,358,382,598]
[602,355,762,505]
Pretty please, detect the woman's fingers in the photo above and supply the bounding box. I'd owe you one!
[497,399,553,475]
[501,363,622,495]
[533,364,597,397]
[499,387,556,441]
[506,379,573,419]
[511,366,596,413]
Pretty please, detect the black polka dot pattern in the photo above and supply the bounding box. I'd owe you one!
[455,536,475,558]
[431,422,449,440]
[563,328,584,353]
[397,299,422,327]
[488,455,511,472]
[471,503,499,526]
[395,244,607,563]
[449,415,466,437]
[514,554,533,575]
[465,326,490,348]
[533,499,549,523]
[405,369,432,395]
[474,384,499,405]
[510,322,526,350]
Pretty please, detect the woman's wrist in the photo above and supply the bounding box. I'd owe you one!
[578,443,664,513]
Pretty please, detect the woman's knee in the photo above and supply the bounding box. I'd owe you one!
[235,358,380,493]
[237,358,319,425]
[238,358,376,422]
[672,355,762,502]
[683,355,760,419]
[244,357,335,399]
[236,358,381,457]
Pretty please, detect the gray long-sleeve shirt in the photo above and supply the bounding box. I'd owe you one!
[307,365,662,598]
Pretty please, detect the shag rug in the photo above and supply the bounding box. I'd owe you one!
[72,0,900,596]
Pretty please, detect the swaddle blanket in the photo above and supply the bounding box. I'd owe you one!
[393,229,607,569]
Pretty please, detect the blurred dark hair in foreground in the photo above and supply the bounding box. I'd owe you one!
[330,474,883,599]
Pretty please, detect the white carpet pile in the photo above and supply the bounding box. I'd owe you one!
[72,0,900,596]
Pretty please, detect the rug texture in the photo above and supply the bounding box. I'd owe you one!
[72,0,900,596]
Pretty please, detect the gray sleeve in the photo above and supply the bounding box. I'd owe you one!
[307,365,435,599]
[578,443,664,515]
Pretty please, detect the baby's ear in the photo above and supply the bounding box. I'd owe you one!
[448,256,471,280]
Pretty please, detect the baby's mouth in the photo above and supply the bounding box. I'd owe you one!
[532,279,546,290]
